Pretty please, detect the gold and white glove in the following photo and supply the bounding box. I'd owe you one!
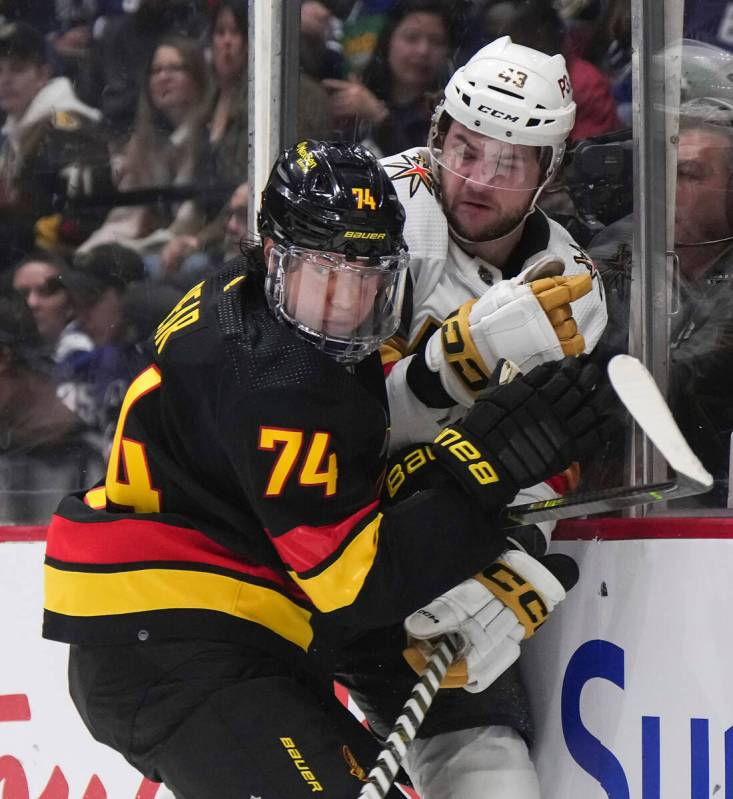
[425,256,592,407]
[403,550,576,693]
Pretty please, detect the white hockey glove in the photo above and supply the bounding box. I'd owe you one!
[425,256,592,407]
[403,550,575,693]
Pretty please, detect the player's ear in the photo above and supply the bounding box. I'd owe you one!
[262,238,275,261]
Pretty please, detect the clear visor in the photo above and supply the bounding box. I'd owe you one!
[266,244,408,362]
[430,132,558,192]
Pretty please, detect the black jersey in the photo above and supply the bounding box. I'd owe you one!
[44,256,503,654]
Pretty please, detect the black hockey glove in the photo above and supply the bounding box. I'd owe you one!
[431,356,613,515]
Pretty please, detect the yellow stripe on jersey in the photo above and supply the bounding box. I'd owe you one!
[154,281,204,354]
[44,565,313,651]
[223,274,246,292]
[288,514,382,613]
[84,486,107,509]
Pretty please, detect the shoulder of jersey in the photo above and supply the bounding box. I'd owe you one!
[380,147,437,202]
[535,213,598,277]
[381,147,448,262]
[151,263,250,358]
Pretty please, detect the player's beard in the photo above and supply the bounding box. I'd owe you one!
[445,201,531,243]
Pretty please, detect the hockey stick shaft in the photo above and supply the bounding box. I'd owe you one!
[499,475,692,528]
[500,355,713,527]
[358,635,460,799]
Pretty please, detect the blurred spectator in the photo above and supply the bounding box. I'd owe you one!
[0,1,58,33]
[222,181,249,259]
[77,36,211,264]
[122,279,184,342]
[0,294,103,523]
[576,0,631,123]
[340,0,394,78]
[79,0,207,141]
[296,3,340,142]
[0,21,112,268]
[151,180,249,284]
[591,97,733,504]
[47,1,99,84]
[159,0,333,280]
[324,0,454,156]
[683,0,733,51]
[10,249,92,363]
[57,243,151,454]
[479,0,621,141]
[157,0,248,279]
[300,1,347,80]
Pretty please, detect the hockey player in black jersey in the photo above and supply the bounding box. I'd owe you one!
[44,139,611,798]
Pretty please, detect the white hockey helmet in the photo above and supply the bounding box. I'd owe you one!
[429,36,577,191]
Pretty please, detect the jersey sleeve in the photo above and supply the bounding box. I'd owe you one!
[218,383,507,635]
[386,355,463,450]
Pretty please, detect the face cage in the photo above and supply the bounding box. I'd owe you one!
[265,244,409,364]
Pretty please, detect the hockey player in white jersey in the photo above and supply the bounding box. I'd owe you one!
[383,36,606,450]
[373,38,609,799]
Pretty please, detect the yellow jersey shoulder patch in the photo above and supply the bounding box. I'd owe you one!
[51,110,81,131]
[223,274,247,293]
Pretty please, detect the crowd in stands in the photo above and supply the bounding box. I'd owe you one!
[2,0,728,521]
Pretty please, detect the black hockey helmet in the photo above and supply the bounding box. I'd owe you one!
[259,140,409,364]
[258,139,407,259]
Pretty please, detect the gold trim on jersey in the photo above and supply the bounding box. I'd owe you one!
[288,514,382,612]
[406,315,441,355]
[379,337,406,366]
[223,274,247,292]
[44,565,314,651]
[154,281,204,354]
[84,486,107,510]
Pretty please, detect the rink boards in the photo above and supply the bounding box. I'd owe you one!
[1,519,731,799]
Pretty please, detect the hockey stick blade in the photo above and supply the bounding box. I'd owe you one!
[499,354,714,528]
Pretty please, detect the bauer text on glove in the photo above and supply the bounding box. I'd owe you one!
[430,356,614,515]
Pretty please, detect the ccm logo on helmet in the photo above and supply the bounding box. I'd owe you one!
[343,231,387,239]
[476,105,520,122]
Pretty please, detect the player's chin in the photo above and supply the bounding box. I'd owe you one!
[453,219,502,243]
[322,317,359,338]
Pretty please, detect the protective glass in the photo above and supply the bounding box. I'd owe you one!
[429,130,559,191]
[266,244,408,363]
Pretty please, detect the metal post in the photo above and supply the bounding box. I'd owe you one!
[628,0,683,496]
[247,0,300,237]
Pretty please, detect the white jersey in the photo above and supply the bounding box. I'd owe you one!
[381,147,608,451]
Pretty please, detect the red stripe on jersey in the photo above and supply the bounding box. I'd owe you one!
[269,501,380,572]
[546,473,569,495]
[46,514,295,591]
